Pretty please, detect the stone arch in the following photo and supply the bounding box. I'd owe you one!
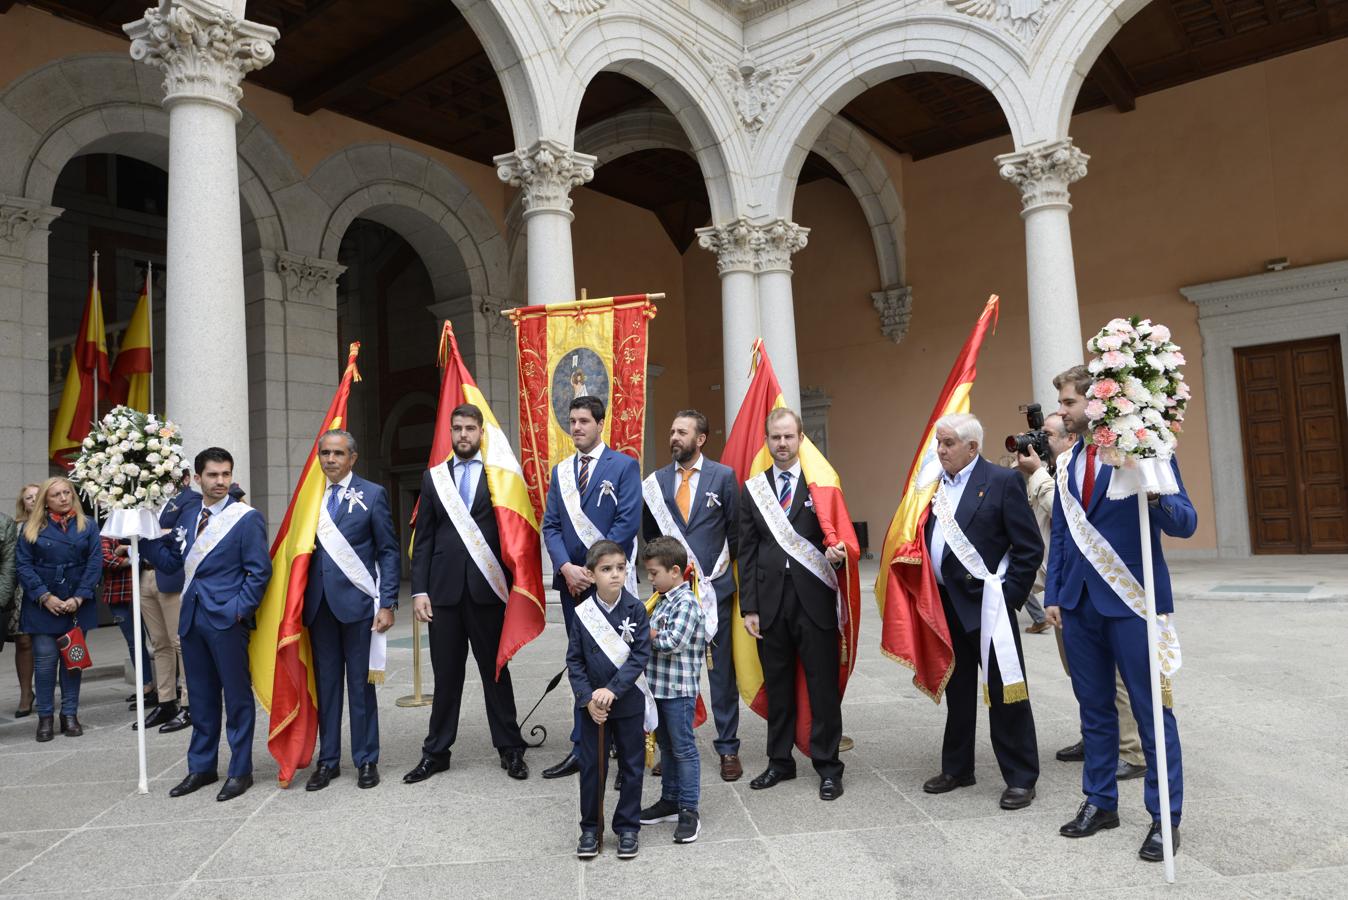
[452,0,552,145]
[310,144,508,303]
[756,19,1036,219]
[576,108,907,291]
[558,13,746,224]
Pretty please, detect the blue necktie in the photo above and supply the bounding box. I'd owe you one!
[327,483,342,518]
[778,471,793,510]
[458,460,476,506]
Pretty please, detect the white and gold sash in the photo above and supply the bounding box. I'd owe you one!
[930,484,1026,703]
[316,499,387,684]
[641,473,727,639]
[182,502,252,595]
[745,474,845,631]
[1055,453,1182,690]
[558,454,637,594]
[430,462,509,603]
[574,596,658,732]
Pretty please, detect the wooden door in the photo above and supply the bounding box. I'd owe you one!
[1235,335,1348,554]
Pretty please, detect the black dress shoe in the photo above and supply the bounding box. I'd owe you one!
[59,714,82,737]
[127,690,158,711]
[1056,740,1085,762]
[14,704,33,719]
[576,831,600,859]
[1059,801,1120,837]
[402,755,450,784]
[1000,786,1035,810]
[136,703,177,731]
[305,764,340,792]
[1116,759,1147,781]
[501,749,528,780]
[159,707,191,734]
[749,768,797,790]
[357,763,380,789]
[819,776,844,801]
[923,772,976,794]
[616,831,639,859]
[169,771,219,798]
[542,751,580,779]
[1139,822,1179,862]
[35,715,54,743]
[216,774,253,802]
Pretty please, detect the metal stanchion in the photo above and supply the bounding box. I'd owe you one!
[395,616,434,708]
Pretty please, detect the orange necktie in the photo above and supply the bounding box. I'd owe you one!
[676,467,693,522]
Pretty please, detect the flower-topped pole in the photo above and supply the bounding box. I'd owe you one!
[1085,317,1187,882]
[71,406,185,795]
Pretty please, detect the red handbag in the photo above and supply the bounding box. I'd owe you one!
[56,626,93,671]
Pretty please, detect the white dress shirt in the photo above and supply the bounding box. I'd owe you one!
[674,453,704,508]
[576,441,606,485]
[928,455,979,586]
[195,495,232,536]
[451,451,484,502]
[323,471,354,515]
[772,460,803,568]
[1074,444,1103,498]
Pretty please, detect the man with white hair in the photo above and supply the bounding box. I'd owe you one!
[920,412,1044,810]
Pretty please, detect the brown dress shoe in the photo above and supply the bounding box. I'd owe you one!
[720,754,743,781]
[1026,621,1052,634]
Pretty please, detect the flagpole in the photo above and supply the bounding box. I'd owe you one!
[92,251,100,424]
[146,262,155,415]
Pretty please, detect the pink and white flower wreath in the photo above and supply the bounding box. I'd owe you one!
[1085,317,1190,466]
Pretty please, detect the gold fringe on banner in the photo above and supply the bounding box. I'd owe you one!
[1002,682,1030,704]
[367,670,385,685]
[1161,675,1173,709]
[645,731,656,769]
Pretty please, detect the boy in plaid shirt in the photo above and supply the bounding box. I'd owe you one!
[639,536,707,843]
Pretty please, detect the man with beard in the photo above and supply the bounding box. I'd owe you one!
[403,404,529,783]
[540,396,642,779]
[641,410,742,781]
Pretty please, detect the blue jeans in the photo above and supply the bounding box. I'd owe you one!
[113,608,154,689]
[32,633,82,717]
[655,696,699,811]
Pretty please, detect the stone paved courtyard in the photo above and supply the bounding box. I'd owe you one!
[1,558,1346,899]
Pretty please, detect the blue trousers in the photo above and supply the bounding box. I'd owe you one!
[578,709,644,835]
[32,633,81,717]
[655,696,699,810]
[1063,595,1183,824]
[181,619,255,778]
[112,608,154,689]
[309,600,379,768]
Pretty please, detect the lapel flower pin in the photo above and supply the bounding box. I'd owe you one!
[618,615,636,644]
[705,491,721,509]
[345,488,368,513]
[597,480,617,507]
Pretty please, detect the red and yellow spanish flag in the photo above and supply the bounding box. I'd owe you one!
[109,271,152,411]
[508,294,658,518]
[251,343,362,786]
[49,256,110,464]
[426,321,546,677]
[876,295,999,702]
[722,340,861,753]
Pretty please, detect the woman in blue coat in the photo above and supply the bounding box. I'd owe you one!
[16,477,101,742]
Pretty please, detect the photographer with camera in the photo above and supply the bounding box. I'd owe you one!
[1007,404,1056,635]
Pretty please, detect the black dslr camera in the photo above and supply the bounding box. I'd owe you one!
[1005,403,1053,470]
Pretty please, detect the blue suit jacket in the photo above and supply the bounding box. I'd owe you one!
[542,445,641,592]
[642,458,739,601]
[1045,445,1197,617]
[146,496,272,634]
[303,475,400,625]
[565,588,651,719]
[155,487,199,593]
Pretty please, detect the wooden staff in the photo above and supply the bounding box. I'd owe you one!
[595,719,607,853]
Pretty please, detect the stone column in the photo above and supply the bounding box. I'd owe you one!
[754,219,809,413]
[494,140,595,306]
[0,196,63,490]
[696,218,760,427]
[125,0,278,482]
[996,139,1089,410]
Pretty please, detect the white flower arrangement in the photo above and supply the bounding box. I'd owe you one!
[71,406,185,511]
[1085,317,1190,467]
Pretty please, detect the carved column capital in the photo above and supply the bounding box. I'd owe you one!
[996,139,1089,215]
[272,251,345,304]
[0,196,63,257]
[871,286,913,344]
[493,140,597,220]
[754,218,809,273]
[697,217,809,275]
[125,0,279,118]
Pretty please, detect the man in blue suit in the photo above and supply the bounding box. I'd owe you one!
[1046,365,1196,862]
[145,447,271,802]
[642,409,742,781]
[139,470,198,734]
[302,430,400,791]
[540,396,641,779]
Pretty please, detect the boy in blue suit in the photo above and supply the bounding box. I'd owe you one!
[302,430,400,791]
[144,447,271,802]
[566,540,651,860]
[1045,366,1196,862]
[541,396,641,779]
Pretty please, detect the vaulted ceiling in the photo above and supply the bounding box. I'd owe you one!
[15,0,1348,249]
